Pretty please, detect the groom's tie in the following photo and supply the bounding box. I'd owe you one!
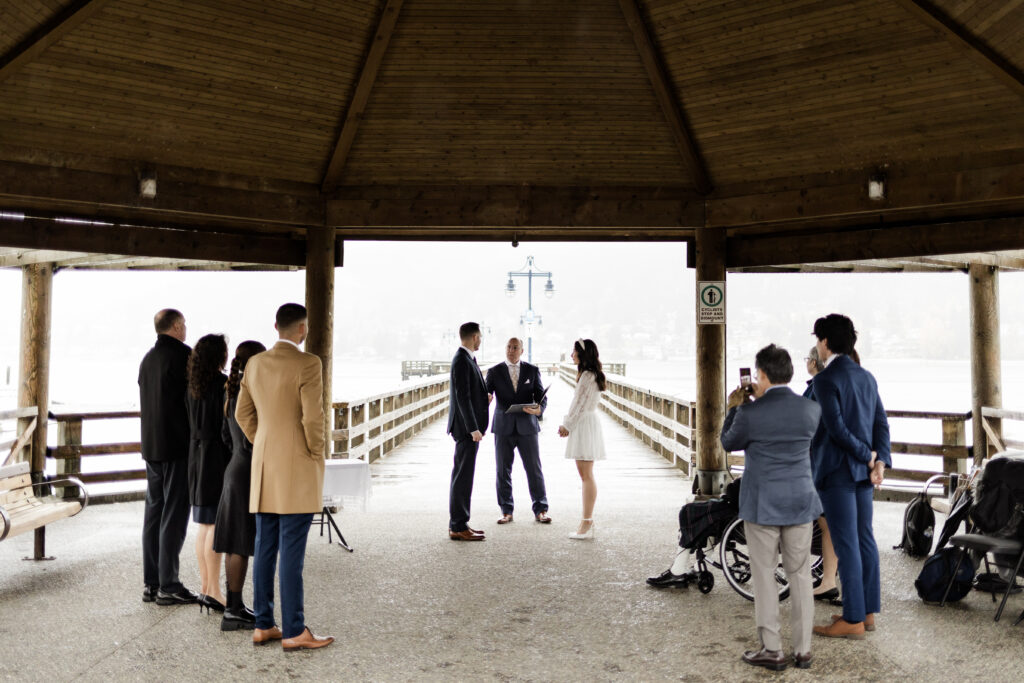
[510,365,519,392]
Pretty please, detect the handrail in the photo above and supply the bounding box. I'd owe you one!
[980,406,1024,457]
[333,376,450,461]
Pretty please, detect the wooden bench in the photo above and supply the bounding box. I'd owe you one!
[0,462,87,542]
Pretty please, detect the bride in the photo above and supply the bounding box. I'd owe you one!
[558,339,607,540]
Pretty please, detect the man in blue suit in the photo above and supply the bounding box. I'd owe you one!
[485,338,550,524]
[808,314,890,639]
[721,344,823,672]
[446,322,491,541]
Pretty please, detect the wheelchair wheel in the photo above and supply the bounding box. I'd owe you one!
[719,518,791,602]
[697,570,714,594]
[810,522,824,589]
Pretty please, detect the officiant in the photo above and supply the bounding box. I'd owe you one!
[485,337,551,525]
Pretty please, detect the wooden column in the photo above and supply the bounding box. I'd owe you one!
[305,226,336,458]
[969,263,1001,463]
[694,227,727,494]
[17,263,53,560]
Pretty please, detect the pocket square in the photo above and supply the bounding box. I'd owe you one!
[524,379,531,384]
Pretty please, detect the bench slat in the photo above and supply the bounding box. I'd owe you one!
[6,501,81,539]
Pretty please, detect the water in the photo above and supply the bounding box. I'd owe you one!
[2,357,1022,494]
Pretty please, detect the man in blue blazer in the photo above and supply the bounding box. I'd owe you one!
[808,314,890,640]
[446,322,491,541]
[485,338,550,524]
[721,344,822,672]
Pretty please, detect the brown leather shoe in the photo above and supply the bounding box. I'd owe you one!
[497,514,513,524]
[741,648,787,671]
[535,512,552,523]
[253,626,283,646]
[814,618,866,640]
[832,612,875,631]
[449,529,485,541]
[282,627,334,652]
[467,526,485,536]
[793,652,813,669]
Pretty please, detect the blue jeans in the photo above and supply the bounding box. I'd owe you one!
[818,467,880,623]
[254,513,314,638]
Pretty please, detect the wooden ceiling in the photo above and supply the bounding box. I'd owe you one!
[0,0,1023,269]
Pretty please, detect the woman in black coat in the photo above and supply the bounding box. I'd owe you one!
[213,340,265,630]
[186,333,230,613]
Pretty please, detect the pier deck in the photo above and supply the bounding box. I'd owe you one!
[1,387,1021,682]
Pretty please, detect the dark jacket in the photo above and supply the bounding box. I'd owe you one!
[809,354,891,488]
[222,395,253,463]
[186,375,231,507]
[138,334,191,463]
[720,387,823,526]
[485,361,547,436]
[447,347,489,439]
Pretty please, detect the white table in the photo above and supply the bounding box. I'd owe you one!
[316,458,371,551]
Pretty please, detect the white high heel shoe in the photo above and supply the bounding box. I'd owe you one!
[568,519,594,540]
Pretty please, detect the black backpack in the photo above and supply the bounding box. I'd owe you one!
[915,547,974,603]
[895,489,935,558]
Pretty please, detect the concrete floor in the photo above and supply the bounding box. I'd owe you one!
[2,385,1022,682]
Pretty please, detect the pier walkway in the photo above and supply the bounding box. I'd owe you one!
[1,386,1021,682]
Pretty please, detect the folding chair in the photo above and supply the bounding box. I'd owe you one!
[940,533,1024,622]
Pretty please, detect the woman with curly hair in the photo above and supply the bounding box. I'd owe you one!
[186,333,230,613]
[213,340,265,631]
[558,338,607,540]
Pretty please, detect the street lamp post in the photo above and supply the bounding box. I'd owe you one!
[504,256,555,363]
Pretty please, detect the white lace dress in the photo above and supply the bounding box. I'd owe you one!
[562,371,607,461]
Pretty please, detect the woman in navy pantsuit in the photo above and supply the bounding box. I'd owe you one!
[808,315,891,640]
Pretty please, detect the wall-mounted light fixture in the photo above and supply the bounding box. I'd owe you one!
[139,176,157,199]
[867,172,886,201]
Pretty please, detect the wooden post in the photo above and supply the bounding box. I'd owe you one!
[969,263,1001,463]
[305,226,336,458]
[56,417,82,501]
[694,227,727,495]
[17,263,53,560]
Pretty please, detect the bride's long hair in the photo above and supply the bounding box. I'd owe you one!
[574,339,606,391]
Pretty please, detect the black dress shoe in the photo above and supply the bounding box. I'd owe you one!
[155,587,199,606]
[142,585,158,603]
[813,587,840,602]
[793,652,813,669]
[646,569,692,588]
[742,648,788,671]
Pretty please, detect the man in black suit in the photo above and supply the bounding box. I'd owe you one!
[138,308,197,605]
[447,322,490,541]
[485,337,550,524]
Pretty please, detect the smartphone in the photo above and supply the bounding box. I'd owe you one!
[739,367,752,393]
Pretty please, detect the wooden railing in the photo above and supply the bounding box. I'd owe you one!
[400,360,451,381]
[980,407,1024,458]
[559,366,979,500]
[1,406,39,467]
[50,411,144,505]
[559,366,695,474]
[332,375,450,461]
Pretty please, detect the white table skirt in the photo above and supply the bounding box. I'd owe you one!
[323,458,371,511]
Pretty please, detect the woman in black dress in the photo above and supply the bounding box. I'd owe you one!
[186,333,230,613]
[213,340,265,630]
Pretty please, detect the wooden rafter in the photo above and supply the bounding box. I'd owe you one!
[320,0,404,191]
[0,249,90,268]
[895,0,1024,103]
[617,0,711,195]
[0,0,112,85]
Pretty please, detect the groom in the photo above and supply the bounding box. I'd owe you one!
[447,322,490,541]
[485,337,550,524]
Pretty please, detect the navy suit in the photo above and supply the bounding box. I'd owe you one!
[447,348,490,532]
[808,354,891,624]
[485,362,549,515]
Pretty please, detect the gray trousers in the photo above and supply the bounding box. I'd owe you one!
[745,521,813,655]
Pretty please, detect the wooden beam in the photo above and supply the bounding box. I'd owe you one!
[0,217,308,267]
[0,159,323,231]
[970,264,1002,461]
[895,0,1024,103]
[617,0,711,194]
[710,159,1024,230]
[727,217,1024,269]
[326,185,703,230]
[305,226,336,457]
[693,226,727,494]
[0,249,91,268]
[320,0,404,191]
[0,0,111,85]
